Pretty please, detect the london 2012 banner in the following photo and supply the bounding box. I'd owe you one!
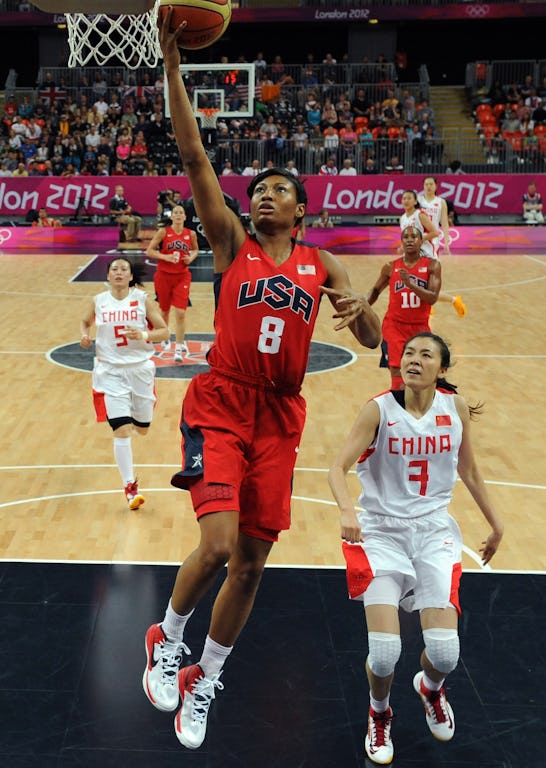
[0,175,540,219]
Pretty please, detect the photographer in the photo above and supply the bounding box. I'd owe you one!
[157,188,182,226]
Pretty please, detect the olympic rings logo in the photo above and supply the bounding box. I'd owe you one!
[465,5,490,18]
[439,228,460,244]
[0,229,13,245]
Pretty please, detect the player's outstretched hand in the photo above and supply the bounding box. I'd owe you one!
[320,285,372,330]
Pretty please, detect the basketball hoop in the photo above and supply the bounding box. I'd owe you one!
[37,0,162,68]
[197,108,221,130]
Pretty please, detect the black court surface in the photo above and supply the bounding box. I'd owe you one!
[1,562,543,767]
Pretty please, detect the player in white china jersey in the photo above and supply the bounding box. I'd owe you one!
[329,331,503,764]
[80,256,168,509]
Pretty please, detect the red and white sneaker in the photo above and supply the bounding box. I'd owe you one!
[365,706,394,764]
[125,480,145,510]
[413,672,455,741]
[174,664,224,749]
[142,624,190,712]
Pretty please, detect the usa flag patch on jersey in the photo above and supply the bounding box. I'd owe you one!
[297,264,316,275]
[436,414,452,426]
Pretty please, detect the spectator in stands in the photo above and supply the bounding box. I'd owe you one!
[522,182,544,224]
[285,159,299,176]
[221,160,238,176]
[339,120,358,158]
[305,98,322,131]
[12,161,29,177]
[111,160,128,176]
[253,51,267,81]
[18,96,33,120]
[320,97,338,131]
[242,158,261,176]
[399,89,416,123]
[323,124,340,156]
[362,157,378,174]
[339,157,357,176]
[319,155,338,175]
[129,130,148,169]
[142,159,158,176]
[350,88,370,119]
[385,155,404,174]
[312,208,334,229]
[116,130,132,165]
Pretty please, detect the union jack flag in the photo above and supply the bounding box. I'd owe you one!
[38,86,67,107]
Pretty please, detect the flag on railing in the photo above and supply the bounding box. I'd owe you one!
[38,86,67,107]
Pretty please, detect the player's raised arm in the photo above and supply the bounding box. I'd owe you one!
[158,9,244,270]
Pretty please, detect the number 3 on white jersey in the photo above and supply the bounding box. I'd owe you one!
[258,315,285,354]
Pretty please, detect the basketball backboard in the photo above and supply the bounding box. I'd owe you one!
[32,0,155,12]
[165,63,255,121]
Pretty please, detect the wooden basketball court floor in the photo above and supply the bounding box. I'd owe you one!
[0,246,545,766]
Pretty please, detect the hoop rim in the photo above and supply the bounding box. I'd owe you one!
[197,108,222,117]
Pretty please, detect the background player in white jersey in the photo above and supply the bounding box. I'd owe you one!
[398,190,466,318]
[418,176,452,257]
[329,332,503,765]
[80,257,168,510]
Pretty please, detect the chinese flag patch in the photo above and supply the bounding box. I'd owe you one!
[130,300,139,306]
[436,414,452,426]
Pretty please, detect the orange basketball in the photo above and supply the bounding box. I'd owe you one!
[158,0,232,50]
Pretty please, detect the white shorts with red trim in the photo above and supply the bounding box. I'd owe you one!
[342,509,463,614]
[92,359,156,423]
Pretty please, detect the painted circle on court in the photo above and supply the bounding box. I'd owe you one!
[47,333,357,380]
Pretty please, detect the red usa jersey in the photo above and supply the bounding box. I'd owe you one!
[207,233,328,389]
[94,288,153,365]
[356,390,462,518]
[157,226,194,275]
[387,256,433,325]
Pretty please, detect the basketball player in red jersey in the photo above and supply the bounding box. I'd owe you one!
[146,204,199,362]
[142,10,381,751]
[366,226,441,390]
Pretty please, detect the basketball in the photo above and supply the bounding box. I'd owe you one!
[158,0,232,50]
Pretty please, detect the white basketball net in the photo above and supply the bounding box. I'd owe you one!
[65,1,162,68]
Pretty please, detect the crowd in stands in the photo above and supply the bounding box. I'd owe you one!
[0,51,450,178]
[474,71,546,168]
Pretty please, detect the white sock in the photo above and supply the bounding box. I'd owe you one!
[161,599,194,642]
[370,693,390,713]
[113,436,133,486]
[423,671,444,691]
[199,634,233,678]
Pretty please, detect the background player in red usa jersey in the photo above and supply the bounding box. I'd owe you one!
[141,10,381,752]
[367,226,441,390]
[328,332,503,765]
[79,257,169,510]
[146,204,199,362]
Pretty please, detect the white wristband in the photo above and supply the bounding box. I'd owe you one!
[142,331,149,341]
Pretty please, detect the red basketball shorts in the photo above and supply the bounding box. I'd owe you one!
[381,316,431,369]
[154,269,191,312]
[171,369,307,537]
